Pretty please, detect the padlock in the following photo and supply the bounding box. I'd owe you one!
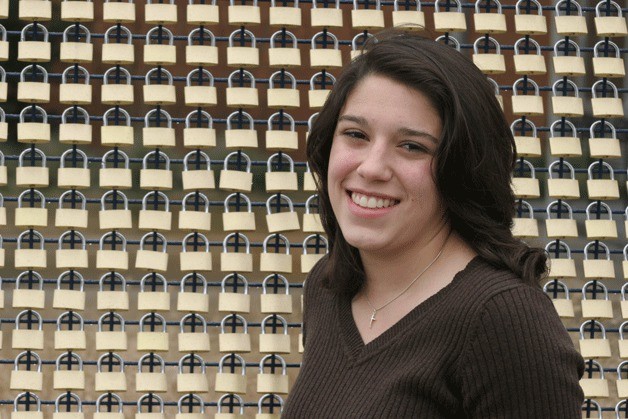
[512,38,546,75]
[56,230,89,269]
[143,67,176,104]
[54,354,85,390]
[554,0,587,35]
[15,190,47,227]
[184,110,216,148]
[219,273,251,313]
[53,271,86,310]
[511,159,540,198]
[618,363,628,398]
[99,190,132,230]
[511,118,540,158]
[545,201,578,238]
[177,354,209,393]
[187,0,219,25]
[551,79,583,117]
[54,312,87,350]
[145,0,177,24]
[511,78,544,116]
[473,0,506,33]
[579,359,609,398]
[268,31,301,68]
[471,36,505,74]
[433,0,466,32]
[97,272,130,309]
[309,72,335,109]
[310,31,342,69]
[350,32,374,61]
[311,0,342,28]
[591,80,624,118]
[547,160,579,199]
[624,244,628,281]
[269,0,301,26]
[0,193,5,227]
[15,230,47,270]
[0,236,4,268]
[144,26,176,65]
[266,153,298,191]
[257,354,289,394]
[260,274,293,313]
[303,195,325,233]
[225,112,258,149]
[101,25,134,64]
[227,28,259,67]
[136,394,166,419]
[545,241,577,279]
[100,150,133,190]
[510,200,538,238]
[223,193,256,231]
[219,314,251,353]
[303,161,319,190]
[581,280,614,319]
[215,354,247,394]
[58,148,90,189]
[96,231,130,271]
[260,235,293,273]
[185,27,218,67]
[514,0,547,34]
[548,119,581,157]
[351,0,384,29]
[179,192,211,232]
[585,201,618,240]
[579,320,611,358]
[256,394,284,419]
[177,273,209,313]
[103,0,135,22]
[101,107,134,146]
[136,232,170,272]
[220,151,254,192]
[59,106,92,144]
[53,393,84,419]
[266,194,300,232]
[138,191,173,231]
[11,392,44,419]
[12,310,44,350]
[259,315,291,354]
[228,0,260,25]
[137,313,169,352]
[221,233,253,272]
[583,241,615,280]
[182,150,215,191]
[16,148,49,188]
[95,353,127,391]
[178,313,210,352]
[434,32,463,51]
[140,151,174,190]
[10,352,43,391]
[143,108,175,148]
[0,1,5,19]
[17,106,50,144]
[267,71,300,110]
[95,311,128,351]
[137,272,170,311]
[266,112,299,151]
[552,40,585,77]
[18,65,50,103]
[185,68,217,106]
[226,70,259,108]
[587,161,619,200]
[0,107,7,140]
[60,24,93,63]
[61,0,94,21]
[176,394,207,419]
[542,280,574,318]
[594,0,627,37]
[94,393,125,419]
[18,23,51,62]
[215,395,246,419]
[180,232,212,272]
[302,234,328,273]
[592,40,625,78]
[136,358,168,394]
[0,24,8,61]
[101,67,134,105]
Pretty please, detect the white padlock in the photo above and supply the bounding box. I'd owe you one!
[583,241,615,280]
[135,231,170,272]
[265,153,298,192]
[268,30,301,68]
[227,28,260,67]
[184,110,216,148]
[260,234,293,273]
[472,0,506,33]
[186,27,218,66]
[100,107,134,147]
[585,201,618,240]
[514,0,547,35]
[185,68,217,107]
[59,66,92,106]
[589,120,620,159]
[179,192,211,232]
[511,77,544,116]
[53,271,86,311]
[54,311,87,351]
[511,118,540,158]
[18,23,51,62]
[17,106,50,144]
[143,108,175,148]
[223,192,256,231]
[143,26,176,66]
[99,190,133,230]
[215,354,247,395]
[140,150,174,190]
[59,106,92,144]
[548,119,581,157]
[219,273,251,313]
[60,24,93,63]
[554,0,587,36]
[513,37,546,75]
[266,111,299,150]
[311,0,342,28]
[225,111,258,149]
[101,66,133,105]
[266,193,301,232]
[219,151,254,192]
[143,67,176,105]
[546,160,579,200]
[12,309,44,350]
[545,201,578,239]
[178,314,210,353]
[56,230,89,269]
[101,25,134,64]
[587,161,619,200]
[592,39,625,78]
[552,39,585,77]
[99,150,132,190]
[138,191,172,231]
[180,231,212,272]
[221,232,253,272]
[591,79,624,119]
[594,0,627,37]
[511,200,538,238]
[310,31,342,69]
[96,231,130,272]
[471,36,505,74]
[257,354,290,394]
[551,78,583,117]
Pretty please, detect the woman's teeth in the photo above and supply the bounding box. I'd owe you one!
[351,192,398,209]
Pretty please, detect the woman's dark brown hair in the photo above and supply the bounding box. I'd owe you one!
[307,32,547,296]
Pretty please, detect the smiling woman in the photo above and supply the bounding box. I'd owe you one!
[282,32,584,418]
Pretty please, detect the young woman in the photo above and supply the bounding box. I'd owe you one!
[283,33,584,418]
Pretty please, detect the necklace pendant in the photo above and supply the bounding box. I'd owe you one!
[369,309,377,329]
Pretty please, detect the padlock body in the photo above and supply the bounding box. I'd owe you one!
[97,290,130,310]
[178,332,211,353]
[178,211,211,232]
[135,371,168,392]
[218,292,251,313]
[266,211,300,232]
[135,249,169,272]
[223,211,256,231]
[59,84,92,105]
[260,252,293,273]
[96,250,129,271]
[220,252,253,272]
[219,333,251,353]
[259,333,291,353]
[54,330,87,350]
[183,127,216,148]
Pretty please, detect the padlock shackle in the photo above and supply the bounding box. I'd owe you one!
[97,311,126,331]
[579,319,606,339]
[182,191,210,212]
[230,0,258,5]
[19,105,48,123]
[137,352,166,372]
[270,30,297,49]
[589,120,616,139]
[14,350,42,371]
[585,201,613,221]
[182,231,210,252]
[104,25,132,44]
[303,234,329,254]
[583,240,611,260]
[63,24,91,43]
[587,160,615,180]
[103,66,131,85]
[98,231,128,252]
[547,159,575,179]
[619,320,628,340]
[222,232,251,253]
[58,230,87,250]
[394,0,420,11]
[100,189,129,210]
[0,106,5,123]
[220,313,249,334]
[261,314,288,334]
[139,231,168,252]
[309,71,336,90]
[177,393,205,414]
[60,148,88,168]
[352,32,374,52]
[228,28,257,48]
[434,0,461,12]
[223,150,252,172]
[62,65,90,85]
[140,272,168,292]
[0,23,6,42]
[544,239,572,259]
[227,69,256,88]
[515,199,534,219]
[546,200,574,220]
[510,118,537,138]
[21,23,50,41]
[96,392,123,412]
[221,273,249,293]
[267,152,295,172]
[185,109,213,128]
[515,0,542,14]
[269,70,297,90]
[311,31,339,50]
[224,192,252,213]
[258,394,285,414]
[188,27,216,46]
[61,106,90,125]
[145,26,174,45]
[137,393,164,414]
[271,0,298,6]
[177,353,206,375]
[55,392,82,413]
[259,353,288,374]
[183,150,211,171]
[180,272,208,293]
[555,0,582,16]
[218,352,247,374]
[262,233,291,254]
[218,393,245,414]
[435,34,460,51]
[549,119,576,138]
[312,0,339,8]
[593,39,620,58]
[145,67,174,85]
[17,229,45,250]
[186,68,214,87]
[266,193,295,214]
[179,312,208,334]
[18,188,46,208]
[513,159,536,178]
[513,37,541,56]
[262,273,290,294]
[591,79,619,99]
[552,79,579,98]
[138,312,168,333]
[542,279,570,299]
[102,149,130,169]
[226,110,254,130]
[553,39,580,58]
[14,392,42,412]
[142,149,171,170]
[473,36,500,55]
[15,308,43,329]
[57,310,85,331]
[103,107,131,126]
[474,0,501,13]
[305,194,319,214]
[595,0,622,17]
[141,190,170,212]
[144,108,172,128]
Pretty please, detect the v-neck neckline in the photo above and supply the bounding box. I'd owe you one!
[337,256,483,364]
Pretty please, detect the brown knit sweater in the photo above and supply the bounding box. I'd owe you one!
[283,257,584,418]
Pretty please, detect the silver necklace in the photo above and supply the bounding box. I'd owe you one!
[364,237,448,329]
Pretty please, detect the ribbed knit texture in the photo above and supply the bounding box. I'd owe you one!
[283,257,584,418]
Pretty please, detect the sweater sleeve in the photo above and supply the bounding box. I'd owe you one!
[460,285,584,419]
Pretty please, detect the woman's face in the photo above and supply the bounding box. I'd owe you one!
[327,74,446,257]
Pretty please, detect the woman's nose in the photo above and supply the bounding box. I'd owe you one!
[355,142,393,182]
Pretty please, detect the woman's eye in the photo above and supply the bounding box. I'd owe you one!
[401,142,426,153]
[344,130,366,140]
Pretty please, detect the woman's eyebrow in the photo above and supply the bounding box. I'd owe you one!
[337,114,368,126]
[338,114,439,144]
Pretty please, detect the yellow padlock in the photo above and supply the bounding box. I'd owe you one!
[143,109,175,148]
[96,311,128,351]
[265,153,298,192]
[310,31,342,69]
[219,314,252,353]
[511,78,544,116]
[545,201,578,238]
[178,314,210,352]
[0,24,8,61]
[15,190,48,230]
[18,65,50,103]
[511,118,540,158]
[473,0,506,33]
[514,0,547,34]
[140,151,174,190]
[16,149,49,189]
[311,0,343,28]
[511,159,540,198]
[95,353,127,392]
[551,78,583,117]
[101,25,134,64]
[261,274,293,313]
[0,107,7,140]
[99,190,132,230]
[56,230,89,270]
[266,194,301,232]
[226,69,259,108]
[548,119,581,157]
[184,110,216,148]
[59,65,92,105]
[542,279,574,318]
[583,241,615,280]
[60,24,93,63]
[227,28,260,67]
[101,67,133,105]
[554,0,587,35]
[585,201,618,240]
[617,362,628,399]
[579,319,612,358]
[268,31,301,68]
[269,0,301,26]
[221,233,253,272]
[10,351,43,391]
[225,111,258,149]
[546,242,577,278]
[17,106,50,144]
[309,72,335,109]
[53,271,86,311]
[351,0,384,29]
[186,27,218,66]
[96,232,130,272]
[581,280,614,319]
[547,160,579,199]
[137,272,170,311]
[179,192,212,232]
[266,112,299,150]
[259,315,291,353]
[100,107,134,147]
[591,80,624,119]
[135,232,170,272]
[513,38,546,75]
[579,359,609,399]
[145,0,177,24]
[58,148,90,189]
[143,68,176,105]
[268,71,300,110]
[137,314,169,352]
[301,234,328,273]
[177,354,209,393]
[220,152,254,192]
[592,39,625,78]
[303,195,325,233]
[257,354,290,394]
[54,311,87,350]
[180,232,213,272]
[185,69,217,107]
[144,26,176,65]
[0,0,6,19]
[471,36,505,74]
[433,0,466,32]
[256,394,284,419]
[219,273,251,313]
[61,0,94,21]
[187,0,219,25]
[587,161,619,200]
[552,39,585,77]
[18,23,51,62]
[215,354,247,394]
[228,0,261,25]
[100,150,132,190]
[594,0,627,37]
[94,393,125,419]
[103,0,135,22]
[59,106,92,143]
[223,192,256,231]
[12,308,44,349]
[510,200,538,238]
[53,353,85,391]
[177,273,210,313]
[15,230,47,270]
[260,234,293,273]
[182,150,215,191]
